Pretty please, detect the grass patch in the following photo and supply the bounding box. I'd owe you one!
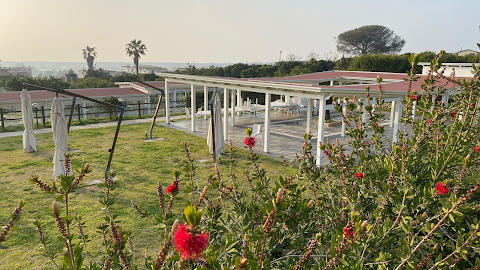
[0,121,297,269]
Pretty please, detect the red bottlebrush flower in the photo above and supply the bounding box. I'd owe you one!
[435,182,449,195]
[427,119,433,125]
[475,146,480,153]
[244,136,256,147]
[450,112,456,117]
[318,224,322,228]
[173,224,209,261]
[343,227,354,238]
[355,172,364,179]
[166,181,178,194]
[410,95,418,101]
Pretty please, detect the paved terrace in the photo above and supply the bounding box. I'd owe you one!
[160,110,397,164]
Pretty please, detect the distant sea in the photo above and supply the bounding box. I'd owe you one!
[0,61,240,77]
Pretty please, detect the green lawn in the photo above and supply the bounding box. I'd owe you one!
[0,122,297,269]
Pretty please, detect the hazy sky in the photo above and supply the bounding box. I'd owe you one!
[1,0,479,63]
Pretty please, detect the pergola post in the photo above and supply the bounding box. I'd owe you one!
[146,95,151,114]
[231,90,235,126]
[441,93,449,108]
[237,90,242,107]
[412,101,417,120]
[165,81,170,124]
[264,93,271,153]
[338,81,343,86]
[316,98,326,166]
[285,94,289,103]
[82,102,87,119]
[306,98,313,133]
[341,99,347,137]
[223,88,229,140]
[329,80,334,86]
[389,101,396,127]
[204,86,208,118]
[172,90,177,113]
[362,102,367,124]
[191,84,196,131]
[392,101,403,143]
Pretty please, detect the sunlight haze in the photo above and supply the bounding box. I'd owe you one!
[1,0,479,63]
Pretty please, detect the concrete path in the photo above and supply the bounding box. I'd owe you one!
[0,115,187,139]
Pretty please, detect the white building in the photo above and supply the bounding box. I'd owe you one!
[123,65,168,74]
[418,62,475,78]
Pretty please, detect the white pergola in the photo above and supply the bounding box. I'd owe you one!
[156,72,431,166]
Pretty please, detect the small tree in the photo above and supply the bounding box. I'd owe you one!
[336,25,406,55]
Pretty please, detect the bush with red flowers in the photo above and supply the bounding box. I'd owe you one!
[13,49,480,270]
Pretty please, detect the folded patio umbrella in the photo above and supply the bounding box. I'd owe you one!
[50,97,68,178]
[20,89,36,153]
[207,94,225,156]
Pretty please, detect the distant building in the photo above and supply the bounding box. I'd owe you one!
[77,69,127,79]
[64,73,77,83]
[455,49,478,56]
[0,60,32,77]
[418,62,474,77]
[123,65,168,74]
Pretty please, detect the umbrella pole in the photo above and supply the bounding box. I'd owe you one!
[131,80,165,140]
[67,97,76,133]
[105,107,125,181]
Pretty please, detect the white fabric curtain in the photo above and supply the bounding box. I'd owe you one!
[207,94,225,156]
[21,89,36,152]
[51,97,69,178]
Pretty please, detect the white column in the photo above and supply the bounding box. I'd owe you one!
[82,102,87,119]
[204,86,208,113]
[231,90,235,126]
[191,84,196,132]
[306,98,313,133]
[329,80,334,86]
[338,81,343,86]
[411,101,417,120]
[362,104,367,124]
[146,95,151,114]
[285,94,290,103]
[264,93,271,153]
[392,101,403,143]
[165,81,170,124]
[389,101,396,127]
[172,90,177,113]
[223,88,229,140]
[237,90,242,106]
[316,98,326,166]
[441,93,449,108]
[341,99,347,137]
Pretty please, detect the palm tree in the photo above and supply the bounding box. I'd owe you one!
[82,46,97,70]
[125,39,147,75]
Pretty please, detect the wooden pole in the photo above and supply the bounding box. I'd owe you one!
[67,97,76,133]
[77,104,81,122]
[0,108,5,131]
[138,100,141,118]
[41,106,46,127]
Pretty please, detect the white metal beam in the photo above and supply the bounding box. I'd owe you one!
[191,84,196,132]
[316,98,326,166]
[223,88,229,140]
[264,93,271,153]
[165,81,170,124]
[392,101,402,143]
[389,101,395,127]
[307,98,313,133]
[231,89,235,126]
[172,91,176,113]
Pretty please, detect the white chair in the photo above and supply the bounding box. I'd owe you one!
[197,107,203,124]
[185,108,190,127]
[252,124,263,147]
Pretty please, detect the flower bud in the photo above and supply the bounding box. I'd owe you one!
[276,188,283,204]
[84,163,89,172]
[239,258,248,269]
[421,212,427,219]
[361,220,368,228]
[170,220,180,236]
[306,200,314,208]
[52,201,59,216]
